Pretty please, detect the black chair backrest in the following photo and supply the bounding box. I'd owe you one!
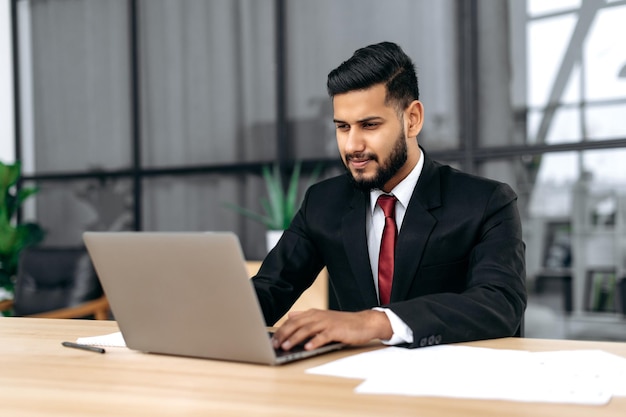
[13,247,102,316]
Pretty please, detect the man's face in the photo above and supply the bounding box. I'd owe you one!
[333,84,409,192]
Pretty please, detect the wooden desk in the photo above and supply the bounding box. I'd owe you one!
[1,317,625,417]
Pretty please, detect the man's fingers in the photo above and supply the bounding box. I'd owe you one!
[272,309,392,351]
[304,331,332,351]
[272,309,324,350]
[281,319,324,350]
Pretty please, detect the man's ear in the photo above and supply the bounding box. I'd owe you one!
[406,100,424,138]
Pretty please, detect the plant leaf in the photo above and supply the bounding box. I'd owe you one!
[222,201,275,229]
[284,162,301,228]
[264,165,285,230]
[222,161,324,231]
[0,160,20,191]
[0,160,45,281]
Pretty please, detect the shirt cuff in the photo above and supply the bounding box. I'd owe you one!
[372,307,414,345]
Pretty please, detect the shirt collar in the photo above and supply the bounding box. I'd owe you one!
[369,151,424,214]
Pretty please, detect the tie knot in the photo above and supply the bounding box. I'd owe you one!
[377,194,397,218]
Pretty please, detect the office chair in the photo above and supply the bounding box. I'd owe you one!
[7,247,110,319]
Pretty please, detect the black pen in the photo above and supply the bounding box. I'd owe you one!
[62,341,106,354]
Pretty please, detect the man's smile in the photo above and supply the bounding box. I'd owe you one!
[346,154,377,170]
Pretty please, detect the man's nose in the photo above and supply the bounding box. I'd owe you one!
[344,129,366,154]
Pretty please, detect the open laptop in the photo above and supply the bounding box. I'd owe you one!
[82,231,344,365]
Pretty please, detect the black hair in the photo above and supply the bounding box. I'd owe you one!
[327,41,419,110]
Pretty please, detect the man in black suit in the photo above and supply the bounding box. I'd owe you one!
[253,41,526,351]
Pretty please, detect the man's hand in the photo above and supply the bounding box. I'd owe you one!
[271,309,393,351]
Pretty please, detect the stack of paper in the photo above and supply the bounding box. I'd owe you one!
[306,345,626,405]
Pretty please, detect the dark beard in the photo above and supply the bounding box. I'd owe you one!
[343,130,408,192]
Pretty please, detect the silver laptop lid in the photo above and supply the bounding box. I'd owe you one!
[83,231,279,364]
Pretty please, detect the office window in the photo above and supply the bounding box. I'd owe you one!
[524,1,626,145]
[139,0,276,167]
[16,0,132,174]
[142,173,276,259]
[0,0,13,162]
[25,178,134,246]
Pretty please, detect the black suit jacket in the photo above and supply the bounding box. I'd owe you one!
[252,151,527,348]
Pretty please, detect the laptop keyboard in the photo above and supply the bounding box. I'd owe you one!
[268,332,308,358]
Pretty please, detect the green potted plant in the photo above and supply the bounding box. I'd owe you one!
[0,160,45,303]
[225,161,321,251]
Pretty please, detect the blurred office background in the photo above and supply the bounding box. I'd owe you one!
[1,0,625,340]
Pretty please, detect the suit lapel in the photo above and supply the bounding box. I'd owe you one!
[391,153,441,302]
[342,189,379,306]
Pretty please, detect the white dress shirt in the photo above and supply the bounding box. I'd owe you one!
[367,152,424,345]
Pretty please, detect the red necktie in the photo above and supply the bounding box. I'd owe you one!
[377,194,397,305]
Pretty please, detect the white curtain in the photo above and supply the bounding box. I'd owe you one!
[139,0,276,167]
[19,0,131,174]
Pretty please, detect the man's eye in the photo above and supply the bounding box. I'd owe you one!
[336,124,349,131]
[363,122,379,129]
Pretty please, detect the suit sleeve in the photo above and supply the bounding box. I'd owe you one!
[388,183,527,348]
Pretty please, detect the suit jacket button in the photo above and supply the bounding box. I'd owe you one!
[435,335,442,344]
[419,337,427,347]
[428,335,435,345]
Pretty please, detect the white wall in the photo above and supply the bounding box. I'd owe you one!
[0,0,14,163]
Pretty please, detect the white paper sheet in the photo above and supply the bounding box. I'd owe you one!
[306,345,626,405]
[76,331,126,347]
[530,349,626,397]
